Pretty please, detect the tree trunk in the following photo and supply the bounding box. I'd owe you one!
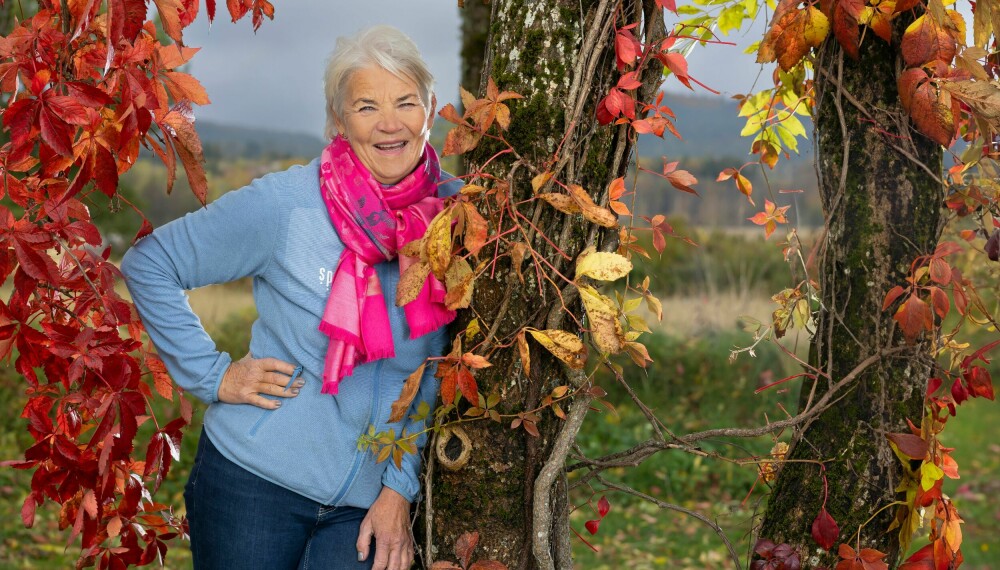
[757,14,944,568]
[421,1,663,568]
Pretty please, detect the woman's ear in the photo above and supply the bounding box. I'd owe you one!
[332,106,348,139]
[425,93,437,134]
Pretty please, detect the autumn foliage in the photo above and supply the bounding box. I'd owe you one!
[0,0,272,567]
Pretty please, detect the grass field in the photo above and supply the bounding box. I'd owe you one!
[2,278,999,568]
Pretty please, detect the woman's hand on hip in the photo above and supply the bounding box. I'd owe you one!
[217,354,302,409]
[357,486,413,570]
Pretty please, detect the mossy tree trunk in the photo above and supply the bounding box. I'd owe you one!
[757,14,944,569]
[421,1,663,569]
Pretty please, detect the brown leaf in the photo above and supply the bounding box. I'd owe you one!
[579,285,625,354]
[942,79,1000,131]
[887,432,929,459]
[388,362,426,423]
[161,107,208,205]
[516,331,531,377]
[566,184,618,228]
[444,257,474,310]
[396,261,431,307]
[430,563,463,570]
[455,531,479,569]
[759,6,830,71]
[511,242,530,283]
[469,561,508,570]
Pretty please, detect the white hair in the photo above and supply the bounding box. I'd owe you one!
[323,25,434,140]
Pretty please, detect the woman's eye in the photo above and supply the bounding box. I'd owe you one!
[358,105,376,113]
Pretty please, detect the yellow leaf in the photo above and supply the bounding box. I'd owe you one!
[531,171,553,193]
[396,261,432,307]
[538,193,582,215]
[460,184,487,195]
[575,247,633,281]
[444,257,475,310]
[517,331,531,377]
[388,362,427,423]
[644,292,663,321]
[527,329,586,369]
[920,462,944,491]
[464,318,481,343]
[803,6,830,48]
[579,285,625,354]
[425,206,454,280]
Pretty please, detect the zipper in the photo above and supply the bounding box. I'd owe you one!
[329,359,383,506]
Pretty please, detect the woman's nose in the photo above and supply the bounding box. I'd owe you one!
[377,109,403,132]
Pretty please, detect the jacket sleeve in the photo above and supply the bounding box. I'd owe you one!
[120,177,281,404]
[380,349,442,503]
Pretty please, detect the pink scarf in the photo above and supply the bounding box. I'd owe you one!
[317,136,455,395]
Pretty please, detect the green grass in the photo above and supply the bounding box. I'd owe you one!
[2,283,998,568]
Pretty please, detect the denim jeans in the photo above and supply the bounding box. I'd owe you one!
[184,431,375,569]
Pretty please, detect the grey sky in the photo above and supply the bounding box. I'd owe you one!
[181,3,769,138]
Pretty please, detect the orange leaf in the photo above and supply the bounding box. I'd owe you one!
[538,193,582,215]
[516,331,531,377]
[461,202,488,256]
[566,184,618,228]
[902,14,957,66]
[894,294,933,343]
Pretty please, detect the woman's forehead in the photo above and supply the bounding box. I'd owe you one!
[346,66,421,102]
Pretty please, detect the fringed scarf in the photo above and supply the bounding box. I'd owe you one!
[317,135,455,395]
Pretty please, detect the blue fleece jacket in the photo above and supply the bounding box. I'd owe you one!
[120,158,459,507]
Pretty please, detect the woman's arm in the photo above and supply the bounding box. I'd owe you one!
[120,176,284,403]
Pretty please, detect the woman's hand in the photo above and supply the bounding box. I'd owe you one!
[218,355,302,409]
[356,486,413,570]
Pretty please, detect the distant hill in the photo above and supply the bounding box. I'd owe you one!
[637,93,813,161]
[196,121,327,160]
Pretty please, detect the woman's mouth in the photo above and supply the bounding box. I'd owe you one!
[373,141,407,151]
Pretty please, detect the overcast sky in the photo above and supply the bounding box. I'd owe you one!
[180,3,770,138]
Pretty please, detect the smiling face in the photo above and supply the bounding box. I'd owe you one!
[333,66,435,185]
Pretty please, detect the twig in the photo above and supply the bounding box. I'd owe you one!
[596,476,743,570]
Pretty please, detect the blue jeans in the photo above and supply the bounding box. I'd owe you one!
[184,431,375,569]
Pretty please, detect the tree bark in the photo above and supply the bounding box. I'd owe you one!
[421,1,663,568]
[757,14,944,569]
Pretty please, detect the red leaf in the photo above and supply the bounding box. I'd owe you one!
[206,0,217,20]
[986,229,1000,261]
[585,519,600,535]
[832,0,861,60]
[21,494,36,528]
[811,507,839,550]
[882,285,906,311]
[951,377,969,404]
[965,365,994,400]
[929,286,949,319]
[597,495,611,517]
[456,366,479,404]
[13,238,61,283]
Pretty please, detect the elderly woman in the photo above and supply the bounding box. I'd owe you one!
[121,25,457,570]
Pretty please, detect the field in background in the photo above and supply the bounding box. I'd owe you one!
[2,231,999,569]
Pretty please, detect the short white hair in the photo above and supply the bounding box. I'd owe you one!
[323,25,434,140]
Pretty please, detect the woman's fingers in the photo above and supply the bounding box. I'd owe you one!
[218,357,302,408]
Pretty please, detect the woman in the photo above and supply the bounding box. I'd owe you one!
[121,25,458,570]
